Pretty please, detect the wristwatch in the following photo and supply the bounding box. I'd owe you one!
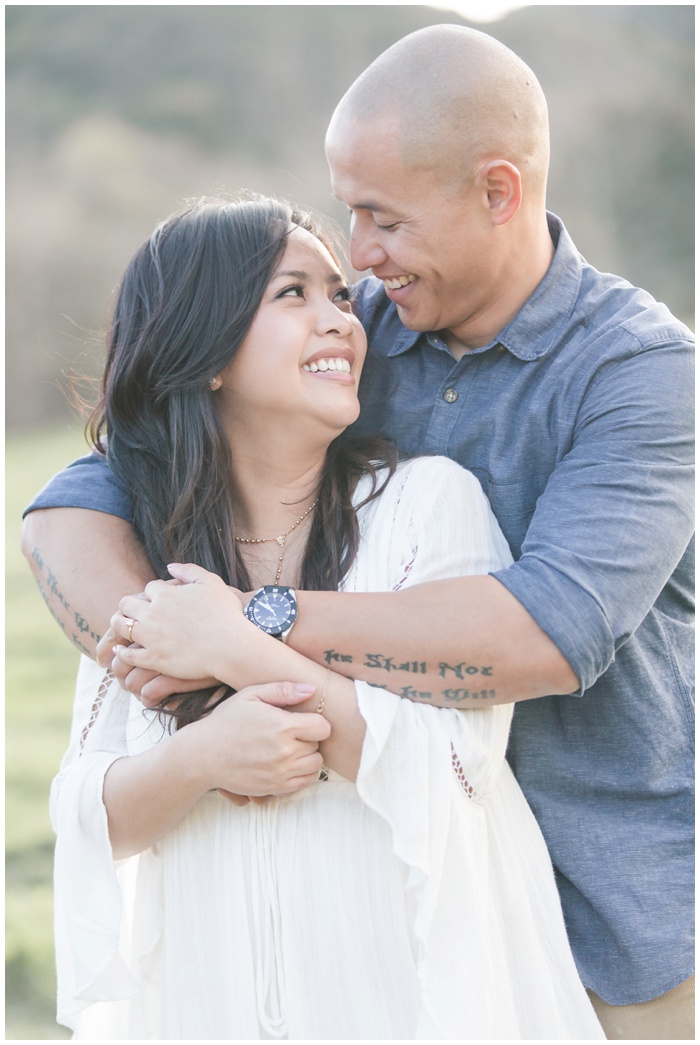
[244,585,298,642]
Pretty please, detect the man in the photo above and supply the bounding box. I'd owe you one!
[23,26,693,1038]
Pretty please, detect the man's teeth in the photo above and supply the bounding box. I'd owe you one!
[383,275,416,290]
[302,357,352,373]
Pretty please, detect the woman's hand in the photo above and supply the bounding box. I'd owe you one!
[107,565,367,784]
[193,680,330,797]
[109,563,251,681]
[104,679,331,858]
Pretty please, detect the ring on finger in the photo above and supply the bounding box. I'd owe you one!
[124,617,136,643]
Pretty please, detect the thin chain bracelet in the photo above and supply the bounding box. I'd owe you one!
[317,668,331,782]
[316,667,331,714]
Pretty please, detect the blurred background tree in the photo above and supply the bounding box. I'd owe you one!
[6,4,694,429]
[5,4,694,1039]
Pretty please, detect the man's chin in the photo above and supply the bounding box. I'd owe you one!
[394,301,431,334]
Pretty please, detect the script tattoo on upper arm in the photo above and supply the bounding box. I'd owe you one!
[31,546,100,656]
[323,648,354,665]
[363,653,427,673]
[441,688,497,702]
[439,661,493,679]
[323,647,499,704]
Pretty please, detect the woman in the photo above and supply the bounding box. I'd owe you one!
[51,195,603,1039]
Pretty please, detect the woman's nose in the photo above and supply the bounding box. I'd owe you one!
[319,300,355,336]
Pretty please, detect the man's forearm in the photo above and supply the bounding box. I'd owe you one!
[21,508,156,658]
[292,575,579,706]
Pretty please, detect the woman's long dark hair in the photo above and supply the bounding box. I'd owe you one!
[88,195,396,725]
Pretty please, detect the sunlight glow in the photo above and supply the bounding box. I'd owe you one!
[428,1,528,24]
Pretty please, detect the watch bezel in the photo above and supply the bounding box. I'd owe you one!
[244,585,298,638]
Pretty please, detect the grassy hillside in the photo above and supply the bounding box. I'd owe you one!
[6,425,90,1040]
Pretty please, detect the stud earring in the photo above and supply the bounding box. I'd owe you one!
[209,376,222,391]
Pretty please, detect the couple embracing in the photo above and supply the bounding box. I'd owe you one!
[24,25,693,1041]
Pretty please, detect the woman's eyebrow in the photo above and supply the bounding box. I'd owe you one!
[273,269,309,281]
[274,269,344,286]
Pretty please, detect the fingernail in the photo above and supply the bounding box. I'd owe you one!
[294,684,316,696]
[113,645,125,654]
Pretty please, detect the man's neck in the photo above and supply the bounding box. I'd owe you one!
[445,213,554,359]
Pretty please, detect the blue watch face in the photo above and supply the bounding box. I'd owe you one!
[246,586,297,635]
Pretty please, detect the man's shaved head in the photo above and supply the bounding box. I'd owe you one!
[325,26,556,350]
[328,24,549,194]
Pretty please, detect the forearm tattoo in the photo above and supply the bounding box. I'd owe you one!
[31,546,100,656]
[323,648,498,704]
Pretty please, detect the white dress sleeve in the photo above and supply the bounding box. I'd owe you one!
[51,657,163,1036]
[347,458,603,1039]
[348,455,515,802]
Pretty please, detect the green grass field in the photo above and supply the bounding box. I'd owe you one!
[6,425,92,1040]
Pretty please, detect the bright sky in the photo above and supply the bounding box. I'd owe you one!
[428,1,527,22]
[262,0,528,22]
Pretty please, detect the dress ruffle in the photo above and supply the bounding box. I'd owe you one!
[355,682,603,1038]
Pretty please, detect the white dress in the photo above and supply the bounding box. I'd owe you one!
[51,457,604,1040]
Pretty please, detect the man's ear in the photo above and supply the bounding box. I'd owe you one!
[476,160,522,226]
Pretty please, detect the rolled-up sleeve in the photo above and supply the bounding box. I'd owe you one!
[493,337,694,693]
[23,452,134,521]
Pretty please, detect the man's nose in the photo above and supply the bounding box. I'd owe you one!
[349,222,388,273]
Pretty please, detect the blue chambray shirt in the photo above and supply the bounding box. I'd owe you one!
[25,214,694,1003]
[350,214,694,1004]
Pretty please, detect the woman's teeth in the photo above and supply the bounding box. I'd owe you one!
[302,357,352,373]
[383,274,416,290]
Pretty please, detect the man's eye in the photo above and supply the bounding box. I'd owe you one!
[376,221,398,231]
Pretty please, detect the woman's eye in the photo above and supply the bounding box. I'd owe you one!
[277,285,305,299]
[333,287,353,310]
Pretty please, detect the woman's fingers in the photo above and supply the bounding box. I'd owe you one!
[217,789,251,807]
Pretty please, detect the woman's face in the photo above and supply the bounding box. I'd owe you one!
[217,225,367,446]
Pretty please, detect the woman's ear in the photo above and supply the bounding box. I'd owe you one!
[209,375,223,391]
[476,160,522,226]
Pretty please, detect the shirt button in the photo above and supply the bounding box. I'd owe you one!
[443,388,459,403]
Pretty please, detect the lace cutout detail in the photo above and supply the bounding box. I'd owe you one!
[79,670,115,755]
[388,463,418,590]
[451,743,483,804]
[391,544,418,591]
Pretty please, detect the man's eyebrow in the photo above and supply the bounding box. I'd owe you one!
[331,193,389,214]
[351,201,388,213]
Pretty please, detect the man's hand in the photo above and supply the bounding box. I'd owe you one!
[115,658,218,708]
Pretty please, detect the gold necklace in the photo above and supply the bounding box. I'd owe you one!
[235,500,318,584]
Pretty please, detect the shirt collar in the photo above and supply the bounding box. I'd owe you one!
[496,213,582,361]
[381,212,582,361]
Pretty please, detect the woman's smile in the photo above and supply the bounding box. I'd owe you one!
[217,226,365,432]
[302,348,355,380]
